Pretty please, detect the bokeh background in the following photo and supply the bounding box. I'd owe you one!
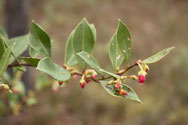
[0,0,188,125]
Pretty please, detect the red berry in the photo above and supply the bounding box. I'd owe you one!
[138,75,146,84]
[80,82,85,88]
[58,81,63,86]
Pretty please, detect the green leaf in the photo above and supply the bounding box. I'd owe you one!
[7,35,29,64]
[29,21,51,57]
[36,57,71,81]
[77,51,120,79]
[142,47,175,64]
[64,30,78,66]
[90,24,96,42]
[0,36,6,60]
[0,44,14,77]
[72,18,95,68]
[29,47,39,57]
[100,69,120,79]
[21,57,40,67]
[0,27,8,38]
[77,51,102,74]
[117,19,131,65]
[100,81,142,103]
[109,33,124,69]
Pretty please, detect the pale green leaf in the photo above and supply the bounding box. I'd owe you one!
[100,81,142,103]
[109,33,124,69]
[77,51,102,74]
[142,47,175,64]
[37,57,71,81]
[0,44,14,77]
[72,18,95,68]
[29,46,39,57]
[7,35,29,64]
[64,30,78,66]
[77,51,120,79]
[29,21,51,57]
[90,24,96,42]
[117,19,131,65]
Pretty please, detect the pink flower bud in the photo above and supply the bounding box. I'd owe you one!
[80,82,85,88]
[91,75,97,79]
[115,82,121,89]
[58,81,63,86]
[142,64,149,73]
[84,77,90,84]
[138,70,146,84]
[145,68,149,73]
[138,75,146,84]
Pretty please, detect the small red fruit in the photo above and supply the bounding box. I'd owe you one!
[58,81,63,86]
[80,82,85,88]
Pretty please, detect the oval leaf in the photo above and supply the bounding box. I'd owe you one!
[100,81,142,103]
[0,44,14,77]
[72,18,95,68]
[29,21,51,57]
[36,57,71,81]
[21,57,40,67]
[7,35,29,64]
[64,31,78,66]
[77,51,120,79]
[142,47,175,64]
[117,19,131,65]
[109,33,124,69]
[29,47,39,57]
[89,24,96,42]
[77,51,102,74]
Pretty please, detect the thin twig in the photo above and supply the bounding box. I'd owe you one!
[7,60,139,83]
[72,61,138,83]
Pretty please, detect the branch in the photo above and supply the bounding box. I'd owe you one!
[71,61,139,83]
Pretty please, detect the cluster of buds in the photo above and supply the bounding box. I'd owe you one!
[109,80,128,96]
[137,62,149,85]
[79,69,97,88]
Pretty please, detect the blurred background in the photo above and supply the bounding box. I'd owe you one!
[0,0,188,124]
